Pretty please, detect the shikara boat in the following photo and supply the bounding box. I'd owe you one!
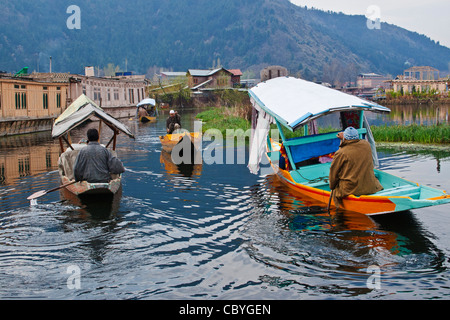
[248,77,450,215]
[159,131,202,153]
[137,98,158,123]
[52,94,135,196]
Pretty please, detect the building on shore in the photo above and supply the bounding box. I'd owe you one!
[68,67,148,118]
[260,66,288,82]
[187,68,234,91]
[0,72,69,136]
[388,66,449,94]
[357,73,391,90]
[1,67,148,137]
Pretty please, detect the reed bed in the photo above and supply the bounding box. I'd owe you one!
[372,124,450,144]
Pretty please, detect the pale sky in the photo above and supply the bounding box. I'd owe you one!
[290,0,450,48]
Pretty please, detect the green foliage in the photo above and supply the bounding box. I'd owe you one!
[196,107,251,135]
[372,124,450,144]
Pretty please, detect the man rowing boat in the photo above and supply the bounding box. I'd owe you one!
[329,126,383,207]
[73,129,125,183]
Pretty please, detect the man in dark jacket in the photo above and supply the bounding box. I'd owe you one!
[74,129,125,183]
[166,110,181,134]
[329,126,383,207]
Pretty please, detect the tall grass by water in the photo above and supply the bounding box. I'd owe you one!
[372,124,450,144]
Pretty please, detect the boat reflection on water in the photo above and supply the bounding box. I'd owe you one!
[252,174,445,264]
[59,186,122,220]
[160,149,202,178]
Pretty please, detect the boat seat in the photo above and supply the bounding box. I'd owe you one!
[373,185,421,199]
[284,129,367,167]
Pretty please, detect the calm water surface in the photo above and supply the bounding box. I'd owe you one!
[0,108,449,300]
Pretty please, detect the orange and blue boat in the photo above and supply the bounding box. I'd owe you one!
[247,77,450,215]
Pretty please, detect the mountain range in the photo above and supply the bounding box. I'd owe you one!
[1,0,449,83]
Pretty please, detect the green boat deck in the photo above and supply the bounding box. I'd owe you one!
[283,162,444,200]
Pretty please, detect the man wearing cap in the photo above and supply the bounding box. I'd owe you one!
[166,110,182,134]
[329,126,383,207]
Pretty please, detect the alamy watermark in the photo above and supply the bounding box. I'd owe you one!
[366,265,381,290]
[66,265,81,290]
[66,5,81,30]
[366,5,381,30]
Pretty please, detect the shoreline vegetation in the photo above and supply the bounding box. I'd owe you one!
[195,105,450,149]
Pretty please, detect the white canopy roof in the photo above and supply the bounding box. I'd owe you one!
[137,98,156,107]
[249,77,390,131]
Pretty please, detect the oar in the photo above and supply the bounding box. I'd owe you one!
[27,180,78,201]
[327,189,334,214]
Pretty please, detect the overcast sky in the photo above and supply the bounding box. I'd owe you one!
[290,0,450,48]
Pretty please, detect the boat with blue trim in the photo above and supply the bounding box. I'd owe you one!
[247,77,450,215]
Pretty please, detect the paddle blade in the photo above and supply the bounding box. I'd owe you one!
[27,190,47,200]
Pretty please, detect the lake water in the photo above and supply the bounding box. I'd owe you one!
[0,107,449,300]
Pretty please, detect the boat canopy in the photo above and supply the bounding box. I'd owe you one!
[249,77,390,132]
[137,98,156,107]
[52,94,135,139]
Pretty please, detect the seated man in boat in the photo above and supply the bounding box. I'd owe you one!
[138,106,149,118]
[329,126,383,207]
[73,128,125,183]
[166,110,182,134]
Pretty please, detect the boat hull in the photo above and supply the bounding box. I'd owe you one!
[267,141,450,215]
[140,116,156,123]
[61,175,122,196]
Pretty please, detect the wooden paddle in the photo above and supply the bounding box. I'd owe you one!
[27,180,78,201]
[327,189,334,214]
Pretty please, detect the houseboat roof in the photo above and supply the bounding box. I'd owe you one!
[52,94,134,139]
[249,77,390,131]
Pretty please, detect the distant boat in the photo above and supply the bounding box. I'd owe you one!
[137,98,158,123]
[159,131,202,154]
[52,94,135,196]
[248,77,450,215]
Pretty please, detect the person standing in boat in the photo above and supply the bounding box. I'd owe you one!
[166,110,181,134]
[329,126,383,207]
[74,128,125,183]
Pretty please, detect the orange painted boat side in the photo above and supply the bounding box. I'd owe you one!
[273,165,397,215]
[159,132,202,153]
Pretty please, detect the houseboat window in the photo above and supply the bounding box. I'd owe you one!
[56,93,61,108]
[43,93,49,109]
[21,93,27,109]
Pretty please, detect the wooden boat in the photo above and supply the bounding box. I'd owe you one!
[137,98,158,123]
[159,131,202,153]
[248,77,450,215]
[52,94,135,196]
[140,115,157,123]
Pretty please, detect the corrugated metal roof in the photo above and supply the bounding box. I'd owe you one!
[188,68,224,77]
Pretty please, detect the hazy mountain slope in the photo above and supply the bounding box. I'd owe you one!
[0,0,448,81]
